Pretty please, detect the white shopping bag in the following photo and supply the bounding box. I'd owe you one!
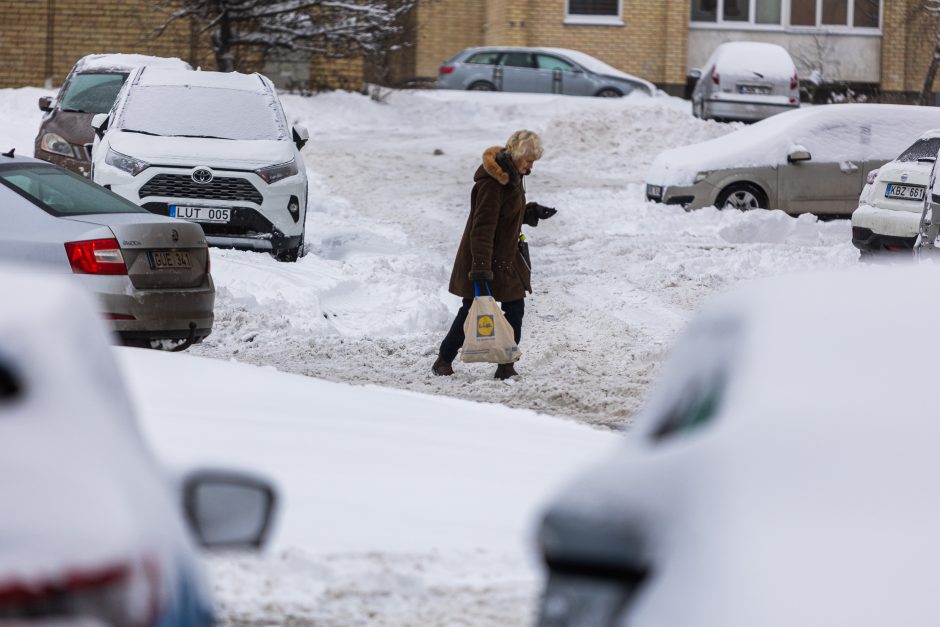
[460,282,522,364]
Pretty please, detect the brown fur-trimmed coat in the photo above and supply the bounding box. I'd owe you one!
[448,146,543,302]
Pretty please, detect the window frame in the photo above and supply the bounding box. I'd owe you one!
[689,0,882,33]
[564,0,625,26]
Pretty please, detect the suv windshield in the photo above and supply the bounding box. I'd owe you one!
[118,85,288,141]
[60,72,127,114]
[0,165,146,216]
[898,137,940,162]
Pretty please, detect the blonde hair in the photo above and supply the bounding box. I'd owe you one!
[505,130,544,161]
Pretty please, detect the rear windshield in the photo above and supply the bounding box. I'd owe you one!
[897,137,940,162]
[60,72,127,114]
[0,165,146,216]
[118,84,288,141]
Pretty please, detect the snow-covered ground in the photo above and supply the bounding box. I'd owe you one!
[1,85,862,624]
[196,89,855,428]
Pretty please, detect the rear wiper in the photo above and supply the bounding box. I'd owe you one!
[121,128,160,136]
[171,134,233,140]
[752,71,765,79]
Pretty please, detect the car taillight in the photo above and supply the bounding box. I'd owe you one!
[0,560,158,625]
[867,169,880,185]
[64,238,127,275]
[790,73,799,90]
[711,69,719,85]
[439,65,455,75]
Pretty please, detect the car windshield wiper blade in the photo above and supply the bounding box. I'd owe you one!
[121,128,161,136]
[171,134,233,140]
[60,107,88,113]
[918,157,937,162]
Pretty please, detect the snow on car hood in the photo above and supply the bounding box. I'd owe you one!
[107,130,294,169]
[647,104,940,187]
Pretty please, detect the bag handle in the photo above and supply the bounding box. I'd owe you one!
[473,280,492,298]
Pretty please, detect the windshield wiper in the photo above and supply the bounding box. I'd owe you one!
[60,108,88,113]
[171,134,234,140]
[917,157,937,162]
[121,128,161,136]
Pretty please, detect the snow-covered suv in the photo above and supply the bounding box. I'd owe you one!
[91,67,309,262]
[851,131,940,255]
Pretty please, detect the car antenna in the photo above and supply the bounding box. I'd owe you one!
[1,148,14,158]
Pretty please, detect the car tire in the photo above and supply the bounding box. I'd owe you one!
[468,81,496,91]
[275,230,305,263]
[595,88,623,98]
[716,183,767,211]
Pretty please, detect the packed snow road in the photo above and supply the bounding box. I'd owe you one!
[190,90,857,429]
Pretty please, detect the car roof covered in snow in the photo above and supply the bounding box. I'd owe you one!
[74,53,192,73]
[710,41,795,78]
[647,103,940,186]
[134,67,269,92]
[545,264,940,624]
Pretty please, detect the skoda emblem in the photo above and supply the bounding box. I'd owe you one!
[170,228,179,243]
[192,167,213,184]
[901,172,909,183]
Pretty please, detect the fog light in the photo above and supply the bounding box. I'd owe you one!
[288,195,300,222]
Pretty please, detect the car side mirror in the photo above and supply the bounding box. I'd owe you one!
[91,113,109,139]
[787,149,812,163]
[182,470,278,550]
[38,96,53,112]
[688,68,702,81]
[292,125,309,150]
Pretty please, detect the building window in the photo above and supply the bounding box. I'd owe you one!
[568,0,619,15]
[565,0,624,24]
[690,0,880,29]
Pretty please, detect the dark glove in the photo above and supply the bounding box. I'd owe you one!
[526,202,557,220]
[468,269,493,281]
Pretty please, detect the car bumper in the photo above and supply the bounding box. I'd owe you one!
[851,204,920,252]
[704,99,798,122]
[34,147,92,177]
[78,274,215,341]
[96,163,306,250]
[645,182,715,209]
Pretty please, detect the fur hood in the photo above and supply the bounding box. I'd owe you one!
[480,146,519,186]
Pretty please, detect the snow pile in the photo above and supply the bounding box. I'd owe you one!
[718,210,850,245]
[647,104,940,187]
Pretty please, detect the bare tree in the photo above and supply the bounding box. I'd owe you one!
[154,0,418,74]
[921,0,940,105]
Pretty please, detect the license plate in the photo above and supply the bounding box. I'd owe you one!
[170,205,231,223]
[738,84,771,95]
[885,184,925,200]
[147,250,192,270]
[647,184,663,199]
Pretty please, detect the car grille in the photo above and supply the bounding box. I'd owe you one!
[139,174,263,205]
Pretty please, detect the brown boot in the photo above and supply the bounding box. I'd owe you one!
[432,357,454,376]
[494,363,518,380]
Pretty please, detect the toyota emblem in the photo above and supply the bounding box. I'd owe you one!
[192,167,213,184]
[171,228,179,243]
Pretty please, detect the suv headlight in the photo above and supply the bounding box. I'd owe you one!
[255,159,298,184]
[40,133,76,158]
[693,171,711,184]
[104,148,150,176]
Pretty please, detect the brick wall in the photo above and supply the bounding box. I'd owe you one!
[413,0,689,92]
[0,1,361,91]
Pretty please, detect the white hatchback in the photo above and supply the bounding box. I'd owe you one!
[91,67,309,261]
[851,131,940,255]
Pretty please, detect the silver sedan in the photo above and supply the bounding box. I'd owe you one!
[0,154,214,348]
[436,46,655,97]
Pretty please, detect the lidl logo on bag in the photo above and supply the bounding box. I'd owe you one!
[476,315,495,338]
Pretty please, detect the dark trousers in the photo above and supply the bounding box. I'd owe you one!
[439,297,524,363]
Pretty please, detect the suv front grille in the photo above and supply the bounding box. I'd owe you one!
[139,174,263,205]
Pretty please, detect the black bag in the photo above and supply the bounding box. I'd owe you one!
[518,235,531,272]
